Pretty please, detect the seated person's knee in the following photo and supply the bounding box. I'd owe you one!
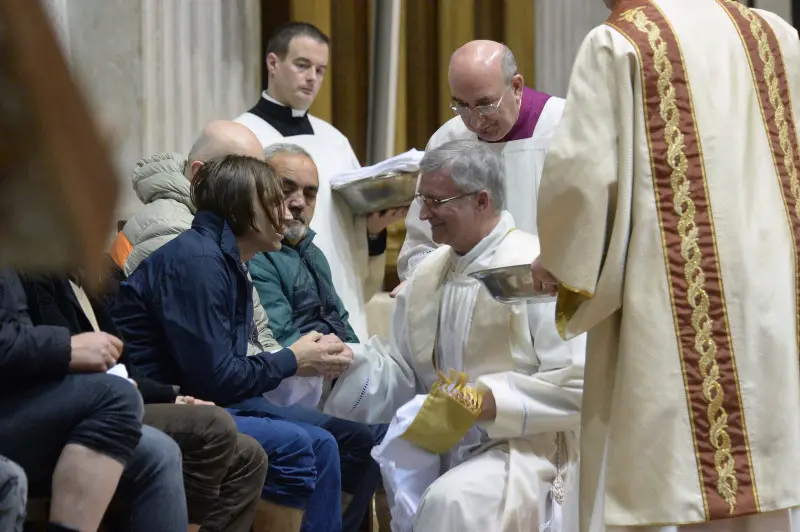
[136,426,184,478]
[192,405,238,456]
[70,375,144,464]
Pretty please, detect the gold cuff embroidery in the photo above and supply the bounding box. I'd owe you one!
[402,370,484,455]
[555,284,591,341]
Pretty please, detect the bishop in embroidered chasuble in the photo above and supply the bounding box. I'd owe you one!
[536,0,800,530]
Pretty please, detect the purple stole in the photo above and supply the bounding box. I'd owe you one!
[485,87,552,143]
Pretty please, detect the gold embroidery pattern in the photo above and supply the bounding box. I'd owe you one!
[622,6,738,514]
[723,1,800,217]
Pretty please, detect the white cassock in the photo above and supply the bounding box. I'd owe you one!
[325,211,585,531]
[537,1,800,531]
[236,92,384,340]
[397,88,564,280]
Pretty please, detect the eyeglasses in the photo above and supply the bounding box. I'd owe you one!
[449,87,509,118]
[414,191,481,209]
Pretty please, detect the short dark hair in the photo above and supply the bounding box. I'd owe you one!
[266,22,330,59]
[191,155,284,237]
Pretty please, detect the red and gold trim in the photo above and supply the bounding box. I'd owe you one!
[607,0,757,520]
[715,0,800,380]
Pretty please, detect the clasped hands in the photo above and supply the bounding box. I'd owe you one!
[290,331,354,379]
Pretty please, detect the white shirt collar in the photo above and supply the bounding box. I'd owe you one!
[262,90,308,118]
[450,211,516,276]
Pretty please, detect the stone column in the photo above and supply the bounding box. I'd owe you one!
[42,0,261,220]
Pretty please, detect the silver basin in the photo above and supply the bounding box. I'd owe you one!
[332,171,418,215]
[470,264,557,304]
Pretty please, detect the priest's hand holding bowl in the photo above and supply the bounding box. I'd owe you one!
[530,257,559,296]
[366,207,408,236]
[290,331,353,377]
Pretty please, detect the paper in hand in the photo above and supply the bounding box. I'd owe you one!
[106,363,135,385]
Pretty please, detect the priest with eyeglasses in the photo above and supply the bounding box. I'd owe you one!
[324,138,585,532]
[396,39,564,285]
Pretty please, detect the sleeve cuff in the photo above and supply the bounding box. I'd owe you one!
[137,379,179,404]
[271,347,299,378]
[367,229,387,256]
[47,326,74,376]
[475,373,526,440]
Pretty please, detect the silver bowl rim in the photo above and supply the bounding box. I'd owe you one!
[331,170,419,191]
[469,263,534,280]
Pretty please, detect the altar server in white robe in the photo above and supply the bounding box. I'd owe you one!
[235,22,404,339]
[396,40,564,282]
[531,0,800,531]
[325,139,585,531]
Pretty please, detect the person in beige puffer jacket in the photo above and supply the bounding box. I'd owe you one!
[109,120,281,354]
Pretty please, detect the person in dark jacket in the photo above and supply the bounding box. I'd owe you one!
[250,143,387,532]
[0,269,187,532]
[20,271,269,532]
[112,155,353,532]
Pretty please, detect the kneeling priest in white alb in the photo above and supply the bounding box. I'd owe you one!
[323,139,586,532]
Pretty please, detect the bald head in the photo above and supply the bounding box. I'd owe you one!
[186,121,264,178]
[447,41,523,142]
[449,40,516,87]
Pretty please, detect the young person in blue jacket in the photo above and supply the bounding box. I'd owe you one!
[112,154,353,532]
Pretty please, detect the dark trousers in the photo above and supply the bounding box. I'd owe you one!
[0,374,143,496]
[142,404,268,532]
[0,374,188,531]
[229,398,387,532]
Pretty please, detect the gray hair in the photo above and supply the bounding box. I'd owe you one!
[501,46,517,84]
[419,139,505,211]
[263,143,312,161]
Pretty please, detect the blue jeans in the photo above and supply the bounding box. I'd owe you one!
[227,398,342,532]
[232,398,387,532]
[105,425,188,531]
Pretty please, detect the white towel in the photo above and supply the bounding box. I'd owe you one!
[331,149,424,188]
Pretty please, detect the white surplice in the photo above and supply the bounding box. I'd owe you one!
[397,98,564,280]
[236,94,384,341]
[536,1,800,531]
[325,211,586,531]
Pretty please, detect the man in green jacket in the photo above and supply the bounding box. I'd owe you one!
[249,144,359,346]
[249,143,386,532]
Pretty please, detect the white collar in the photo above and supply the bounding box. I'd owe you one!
[262,90,308,118]
[450,211,516,276]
